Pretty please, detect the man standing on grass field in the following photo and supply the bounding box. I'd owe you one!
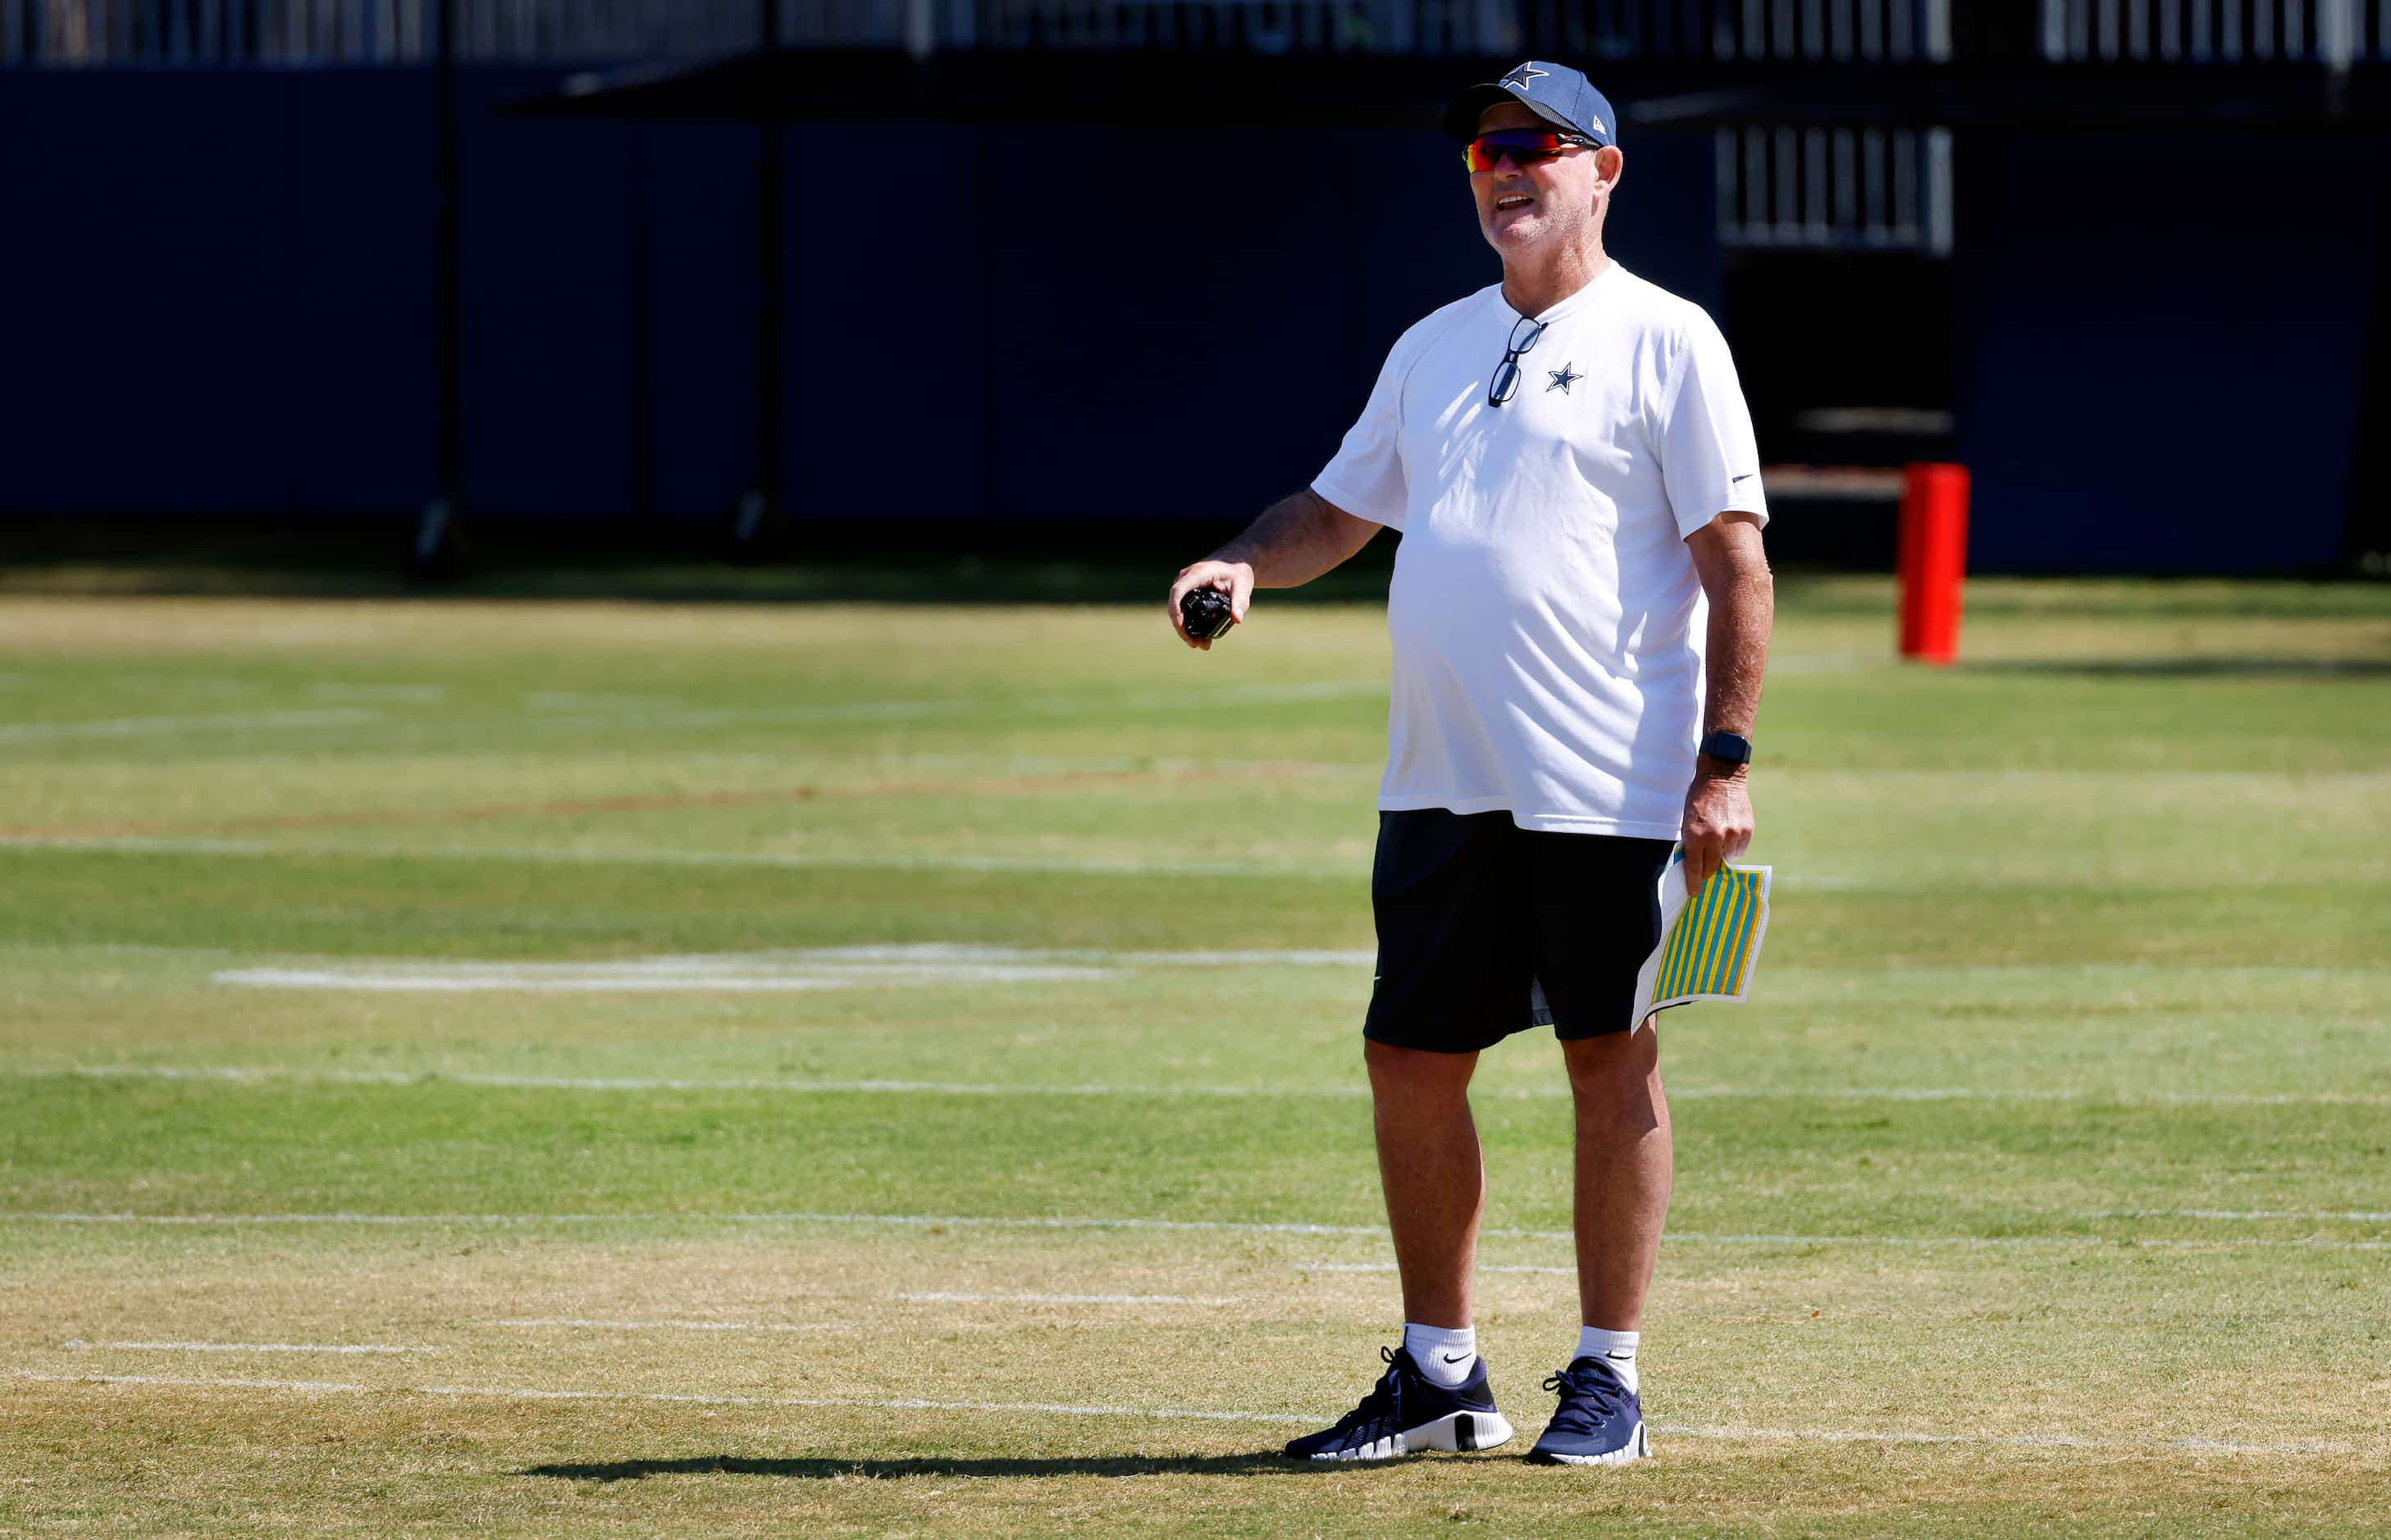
[1166,62,1773,1468]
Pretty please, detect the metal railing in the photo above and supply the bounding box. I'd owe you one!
[66,0,2391,261]
[0,0,783,63]
[1718,123,1953,253]
[2038,0,2380,64]
[19,0,2391,62]
[3,0,1961,64]
[1512,0,1949,61]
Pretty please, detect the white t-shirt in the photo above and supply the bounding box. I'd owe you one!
[1312,263,1767,840]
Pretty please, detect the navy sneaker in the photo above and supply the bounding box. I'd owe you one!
[1525,1355,1650,1465]
[1283,1345,1515,1461]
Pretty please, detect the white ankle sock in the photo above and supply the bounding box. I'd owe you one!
[1576,1325,1639,1394]
[1403,1322,1478,1388]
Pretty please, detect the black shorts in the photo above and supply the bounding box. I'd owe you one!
[1362,809,1673,1055]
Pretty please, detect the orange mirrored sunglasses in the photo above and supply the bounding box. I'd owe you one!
[1463,128,1598,172]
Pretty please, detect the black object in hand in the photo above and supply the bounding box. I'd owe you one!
[1180,587,1235,642]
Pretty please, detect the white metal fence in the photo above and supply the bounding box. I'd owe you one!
[16,0,2387,62]
[1717,124,1954,254]
[1,0,780,62]
[2,0,1964,63]
[2037,0,2380,65]
[1510,0,1951,61]
[66,0,2391,260]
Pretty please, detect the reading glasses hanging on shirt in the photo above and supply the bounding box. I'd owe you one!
[1489,316,1547,408]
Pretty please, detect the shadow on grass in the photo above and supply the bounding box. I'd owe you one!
[1973,656,2391,679]
[0,515,1401,607]
[522,1453,1323,1482]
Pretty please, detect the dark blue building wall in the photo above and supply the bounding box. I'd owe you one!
[0,70,1721,526]
[0,69,2374,569]
[951,121,1721,518]
[1951,132,2387,572]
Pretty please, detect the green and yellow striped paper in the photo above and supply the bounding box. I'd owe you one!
[1649,860,1770,1005]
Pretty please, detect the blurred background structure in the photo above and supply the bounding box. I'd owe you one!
[2,0,2388,573]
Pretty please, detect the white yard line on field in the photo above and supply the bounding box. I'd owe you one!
[209,970,849,994]
[893,1292,1243,1306]
[21,1061,2389,1108]
[521,691,683,712]
[869,753,1379,778]
[1307,1233,2391,1260]
[484,1319,840,1333]
[7,1372,1315,1427]
[199,945,1374,994]
[0,836,283,857]
[25,940,2385,981]
[8,1372,2372,1458]
[0,832,1797,890]
[798,945,1375,968]
[502,679,1390,736]
[1296,1264,1577,1275]
[5,1210,2386,1251]
[0,830,2374,894]
[0,708,381,744]
[209,965,1111,993]
[62,1339,438,1354]
[2083,1207,2391,1223]
[1640,1419,2369,1457]
[1685,1085,2391,1107]
[0,833,1355,880]
[0,681,1389,755]
[34,1065,1162,1093]
[1673,1232,2391,1251]
[0,1210,1389,1235]
[312,684,449,704]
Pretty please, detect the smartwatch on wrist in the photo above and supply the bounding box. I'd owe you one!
[1697,731,1753,768]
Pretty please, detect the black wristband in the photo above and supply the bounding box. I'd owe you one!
[1697,731,1753,766]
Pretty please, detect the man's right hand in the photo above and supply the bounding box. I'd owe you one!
[1166,559,1254,651]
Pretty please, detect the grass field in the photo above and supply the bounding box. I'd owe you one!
[2,575,2388,1538]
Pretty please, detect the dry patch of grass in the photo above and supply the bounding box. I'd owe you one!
[5,1230,2384,1469]
[4,1381,2384,1538]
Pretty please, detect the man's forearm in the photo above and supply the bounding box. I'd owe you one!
[1701,563,1773,745]
[1211,489,1375,590]
[1679,528,1772,887]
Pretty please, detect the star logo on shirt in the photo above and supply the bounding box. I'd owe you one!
[1499,63,1549,89]
[1546,362,1581,394]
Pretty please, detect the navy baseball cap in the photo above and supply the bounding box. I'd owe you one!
[1444,61,1617,148]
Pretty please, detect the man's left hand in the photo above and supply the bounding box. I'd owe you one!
[1680,766,1754,900]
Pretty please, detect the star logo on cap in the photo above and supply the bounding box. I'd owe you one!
[1499,63,1549,89]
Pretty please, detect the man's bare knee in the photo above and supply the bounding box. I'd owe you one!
[1365,1038,1477,1111]
[1563,1027,1662,1109]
